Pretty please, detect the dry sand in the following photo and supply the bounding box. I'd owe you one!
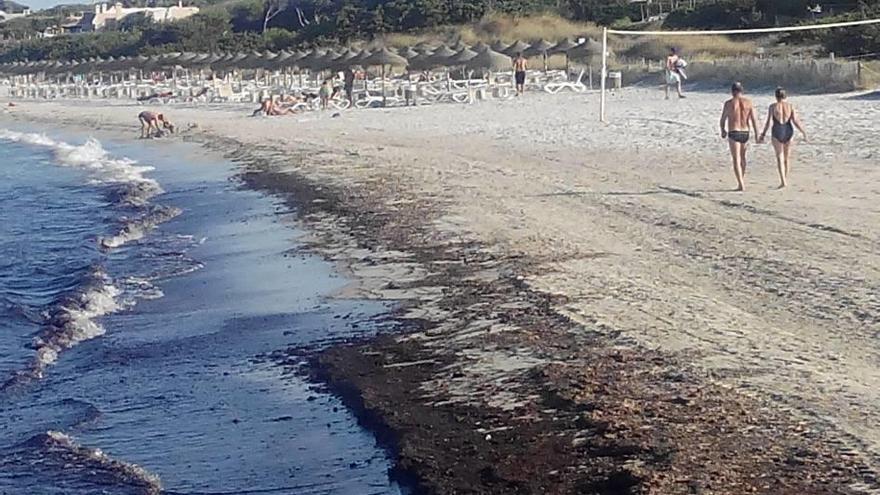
[3,87,879,491]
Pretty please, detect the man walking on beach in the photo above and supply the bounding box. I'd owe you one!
[665,47,685,99]
[513,52,527,96]
[719,82,759,192]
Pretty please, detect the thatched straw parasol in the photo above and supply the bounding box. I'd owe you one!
[526,39,554,71]
[397,46,419,59]
[568,38,605,60]
[298,48,326,71]
[503,40,530,56]
[448,47,478,65]
[363,47,408,106]
[549,38,581,73]
[466,47,511,72]
[490,40,509,53]
[526,39,554,55]
[471,42,489,53]
[413,41,438,52]
[259,51,281,70]
[313,49,341,71]
[406,51,432,71]
[237,51,264,70]
[427,45,457,67]
[549,38,579,54]
[568,38,607,88]
[332,48,361,69]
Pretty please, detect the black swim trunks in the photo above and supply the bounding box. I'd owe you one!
[515,71,526,85]
[728,130,749,144]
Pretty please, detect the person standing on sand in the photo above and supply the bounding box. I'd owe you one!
[513,52,527,96]
[760,87,808,188]
[319,80,332,110]
[719,82,759,192]
[138,111,174,139]
[343,68,355,105]
[665,47,686,100]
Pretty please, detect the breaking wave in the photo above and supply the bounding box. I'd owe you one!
[0,130,190,390]
[1,267,123,390]
[13,430,163,494]
[0,129,162,207]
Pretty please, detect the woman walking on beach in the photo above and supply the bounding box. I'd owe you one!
[760,87,807,188]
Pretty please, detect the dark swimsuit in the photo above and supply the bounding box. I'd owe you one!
[771,110,795,144]
[728,130,749,144]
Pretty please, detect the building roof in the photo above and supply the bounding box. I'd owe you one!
[61,12,94,29]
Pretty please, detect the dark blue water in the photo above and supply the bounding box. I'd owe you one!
[0,127,404,494]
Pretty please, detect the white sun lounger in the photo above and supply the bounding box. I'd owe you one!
[543,70,587,94]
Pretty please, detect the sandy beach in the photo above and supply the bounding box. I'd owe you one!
[3,87,879,493]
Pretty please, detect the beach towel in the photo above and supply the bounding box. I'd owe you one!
[675,59,688,80]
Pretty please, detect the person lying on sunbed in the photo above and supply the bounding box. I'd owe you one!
[137,91,174,102]
[252,97,298,116]
[192,87,209,99]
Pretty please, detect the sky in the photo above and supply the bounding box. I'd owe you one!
[16,0,89,11]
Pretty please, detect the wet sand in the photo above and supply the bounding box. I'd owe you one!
[3,88,879,493]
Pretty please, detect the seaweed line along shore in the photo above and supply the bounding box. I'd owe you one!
[3,90,879,493]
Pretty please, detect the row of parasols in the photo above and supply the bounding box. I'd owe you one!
[0,38,606,77]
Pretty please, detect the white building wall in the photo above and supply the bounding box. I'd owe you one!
[92,3,199,30]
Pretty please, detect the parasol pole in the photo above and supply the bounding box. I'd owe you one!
[600,27,608,123]
[381,64,386,106]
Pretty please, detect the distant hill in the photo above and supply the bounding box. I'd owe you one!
[0,0,29,13]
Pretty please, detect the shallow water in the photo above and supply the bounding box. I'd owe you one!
[0,126,404,494]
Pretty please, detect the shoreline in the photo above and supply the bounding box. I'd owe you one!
[0,127,409,494]
[3,92,879,492]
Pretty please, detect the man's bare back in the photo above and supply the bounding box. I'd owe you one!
[722,96,755,132]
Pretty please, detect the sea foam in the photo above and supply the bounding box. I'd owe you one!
[0,130,182,389]
[0,129,162,206]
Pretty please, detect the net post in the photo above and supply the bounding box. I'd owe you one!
[600,27,608,123]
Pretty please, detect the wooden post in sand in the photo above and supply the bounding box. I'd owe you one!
[600,27,608,123]
[381,64,386,107]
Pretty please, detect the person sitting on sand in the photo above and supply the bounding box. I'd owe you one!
[719,82,759,192]
[759,87,808,188]
[513,52,527,96]
[138,110,174,138]
[252,98,275,117]
[665,47,686,100]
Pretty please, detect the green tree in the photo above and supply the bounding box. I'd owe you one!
[262,26,296,49]
[117,12,153,32]
[365,3,387,34]
[334,3,362,40]
[229,0,264,31]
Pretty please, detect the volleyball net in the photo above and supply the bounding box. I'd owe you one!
[598,18,880,122]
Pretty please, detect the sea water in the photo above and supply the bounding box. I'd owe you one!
[0,127,405,494]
